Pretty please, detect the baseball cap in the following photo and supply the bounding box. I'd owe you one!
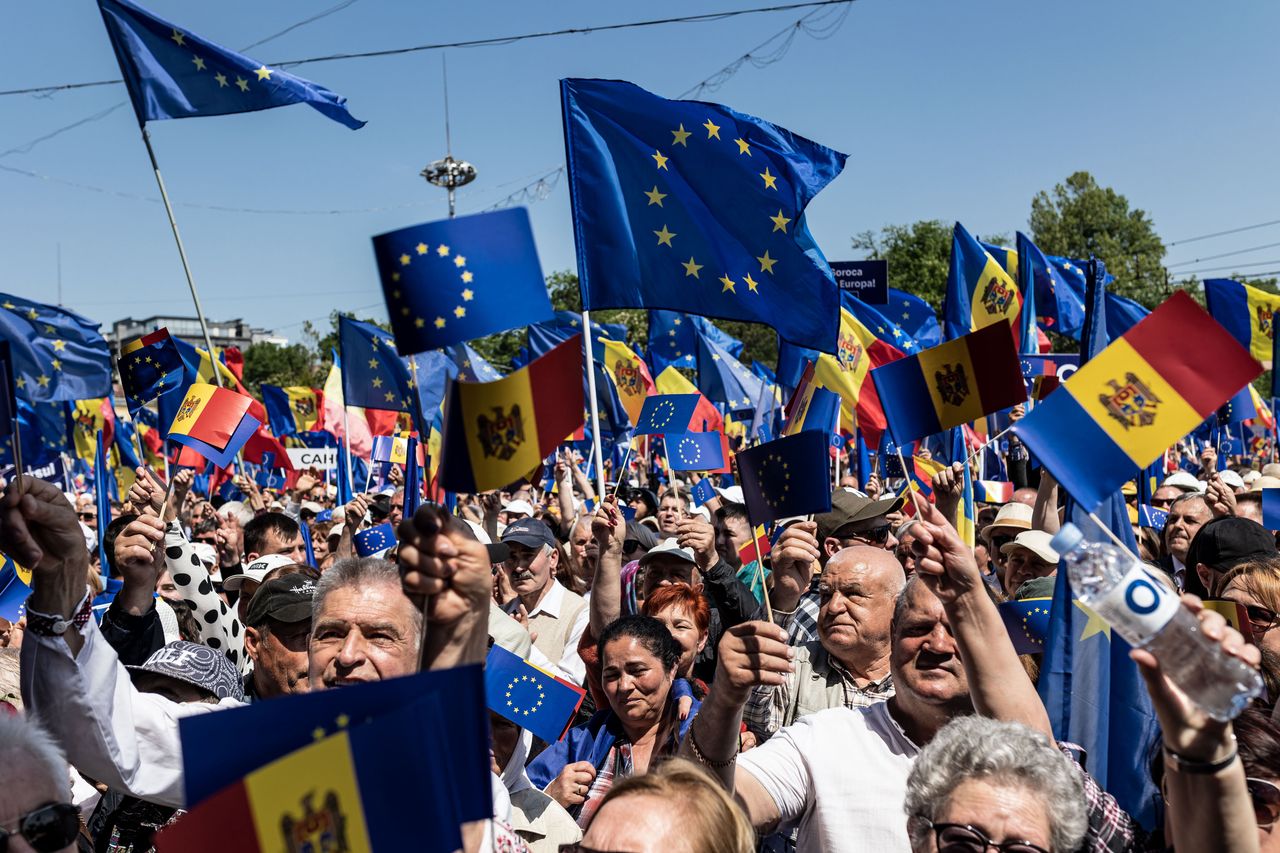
[222,553,295,591]
[244,574,317,628]
[501,499,535,519]
[639,537,696,566]
[714,485,745,507]
[488,517,558,563]
[624,520,660,553]
[127,641,243,701]
[1186,517,1278,573]
[1219,470,1246,491]
[981,502,1033,541]
[814,488,905,541]
[1161,471,1205,493]
[300,501,324,515]
[1000,530,1060,565]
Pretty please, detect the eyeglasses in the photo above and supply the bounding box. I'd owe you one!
[1150,497,1173,508]
[1250,777,1280,829]
[1246,605,1280,633]
[921,821,1050,853]
[0,802,81,853]
[559,845,623,853]
[76,512,96,520]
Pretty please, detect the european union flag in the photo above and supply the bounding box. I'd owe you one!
[0,293,112,402]
[0,401,71,470]
[98,0,364,129]
[634,394,698,436]
[647,311,743,374]
[1138,504,1169,529]
[337,317,427,437]
[119,328,184,412]
[997,598,1053,656]
[485,645,586,744]
[445,343,502,382]
[695,327,764,413]
[0,556,30,622]
[372,208,553,355]
[691,478,716,507]
[354,522,396,557]
[562,78,846,351]
[887,288,942,349]
[736,430,832,523]
[1104,292,1149,340]
[528,312,626,362]
[667,431,725,472]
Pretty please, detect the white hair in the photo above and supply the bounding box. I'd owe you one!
[0,715,69,797]
[217,500,255,527]
[313,557,422,653]
[904,715,1087,853]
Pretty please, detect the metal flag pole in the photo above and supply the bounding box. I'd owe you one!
[139,128,222,389]
[582,310,607,497]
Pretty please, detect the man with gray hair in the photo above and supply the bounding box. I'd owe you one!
[0,715,81,853]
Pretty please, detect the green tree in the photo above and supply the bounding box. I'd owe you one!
[1029,171,1167,306]
[240,342,319,394]
[851,220,1008,308]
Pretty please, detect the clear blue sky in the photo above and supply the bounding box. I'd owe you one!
[1,0,1277,344]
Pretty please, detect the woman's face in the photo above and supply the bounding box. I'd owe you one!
[651,603,706,678]
[915,778,1052,853]
[1221,577,1280,661]
[580,793,679,853]
[601,636,674,732]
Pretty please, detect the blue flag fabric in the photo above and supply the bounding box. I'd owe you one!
[775,292,916,390]
[1038,257,1161,830]
[0,293,112,402]
[562,78,846,352]
[647,311,743,374]
[97,0,364,129]
[735,430,833,523]
[1262,490,1280,530]
[854,428,872,491]
[444,343,502,382]
[403,437,421,521]
[1012,234,1038,355]
[119,329,185,412]
[667,431,725,472]
[691,478,716,507]
[335,439,354,506]
[527,312,625,362]
[634,395,699,436]
[372,208,553,354]
[354,522,396,557]
[338,316,415,413]
[0,401,71,470]
[1017,241,1087,340]
[695,327,764,413]
[485,645,586,744]
[0,557,30,622]
[886,288,942,349]
[1137,505,1169,529]
[1104,292,1150,340]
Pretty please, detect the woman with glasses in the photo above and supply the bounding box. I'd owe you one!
[1219,559,1280,663]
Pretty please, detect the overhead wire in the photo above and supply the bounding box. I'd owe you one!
[1165,239,1280,269]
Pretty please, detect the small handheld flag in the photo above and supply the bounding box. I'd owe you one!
[1014,291,1262,511]
[0,556,31,622]
[119,328,185,411]
[667,431,725,472]
[372,208,553,355]
[691,478,716,507]
[975,480,1014,504]
[166,383,260,468]
[1262,489,1280,530]
[98,0,364,129]
[484,644,586,744]
[735,430,832,523]
[354,523,396,557]
[1137,504,1169,529]
[633,394,700,436]
[998,598,1053,655]
[872,320,1026,445]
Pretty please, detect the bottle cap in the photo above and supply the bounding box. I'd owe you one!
[1050,522,1085,555]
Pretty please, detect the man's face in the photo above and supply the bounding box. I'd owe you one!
[1002,548,1056,597]
[246,618,312,699]
[817,551,899,665]
[715,511,752,568]
[76,496,97,531]
[890,582,970,709]
[1164,497,1210,564]
[501,542,555,599]
[1151,485,1183,509]
[985,528,1018,572]
[389,490,404,528]
[256,528,307,564]
[155,570,182,603]
[639,555,694,600]
[570,520,596,584]
[308,582,420,688]
[656,497,684,537]
[826,514,897,557]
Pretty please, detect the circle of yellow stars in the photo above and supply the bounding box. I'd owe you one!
[174,28,273,97]
[1019,603,1050,648]
[646,399,676,429]
[365,334,414,408]
[642,117,788,298]
[2,299,67,391]
[505,674,545,717]
[388,240,474,331]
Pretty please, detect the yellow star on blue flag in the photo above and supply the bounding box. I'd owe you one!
[561,78,845,352]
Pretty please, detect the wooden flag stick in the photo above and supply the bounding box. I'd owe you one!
[896,447,926,518]
[611,439,634,500]
[9,409,24,498]
[962,426,1011,470]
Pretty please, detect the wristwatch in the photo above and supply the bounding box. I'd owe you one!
[25,588,92,637]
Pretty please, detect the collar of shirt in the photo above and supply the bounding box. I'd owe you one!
[527,579,568,619]
[815,645,893,694]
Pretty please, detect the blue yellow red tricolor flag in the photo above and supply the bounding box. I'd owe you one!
[806,303,906,445]
[871,320,1025,445]
[598,337,655,426]
[167,383,260,468]
[1014,291,1262,510]
[438,336,584,492]
[1204,278,1280,367]
[261,385,323,437]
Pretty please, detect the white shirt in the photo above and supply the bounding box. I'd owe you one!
[511,580,589,686]
[736,702,920,853]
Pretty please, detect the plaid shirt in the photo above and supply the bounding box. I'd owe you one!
[783,586,821,646]
[1059,743,1151,853]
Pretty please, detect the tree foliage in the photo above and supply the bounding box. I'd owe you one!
[851,220,1008,308]
[240,341,320,395]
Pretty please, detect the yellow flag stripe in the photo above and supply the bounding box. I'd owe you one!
[916,337,986,427]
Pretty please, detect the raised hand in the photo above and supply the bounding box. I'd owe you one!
[908,499,983,604]
[676,516,717,571]
[769,521,820,612]
[713,621,795,705]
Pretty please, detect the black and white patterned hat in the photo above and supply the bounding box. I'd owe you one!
[127,641,244,702]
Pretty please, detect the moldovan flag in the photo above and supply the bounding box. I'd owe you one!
[1014,291,1261,511]
[439,336,584,492]
[167,383,260,468]
[943,222,1025,347]
[598,338,654,426]
[872,320,1026,445]
[810,303,905,446]
[1203,278,1280,367]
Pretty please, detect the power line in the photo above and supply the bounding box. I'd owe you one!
[1166,257,1280,277]
[1166,239,1280,269]
[0,1,851,99]
[1167,218,1280,247]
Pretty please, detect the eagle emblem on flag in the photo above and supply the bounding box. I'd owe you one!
[614,360,640,394]
[980,275,1016,317]
[1257,304,1274,338]
[934,363,970,408]
[1100,373,1161,430]
[175,394,202,423]
[477,405,525,460]
[837,331,864,372]
[280,790,349,853]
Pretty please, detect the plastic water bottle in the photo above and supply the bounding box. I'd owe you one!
[1051,522,1263,721]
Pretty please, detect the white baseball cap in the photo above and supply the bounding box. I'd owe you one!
[638,537,696,566]
[502,499,535,518]
[1161,471,1205,493]
[714,485,745,506]
[223,553,295,591]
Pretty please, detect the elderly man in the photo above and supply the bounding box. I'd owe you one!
[680,503,1053,852]
[241,574,314,700]
[0,716,81,853]
[999,530,1060,599]
[12,479,488,809]
[744,546,904,741]
[1162,492,1212,590]
[494,517,588,683]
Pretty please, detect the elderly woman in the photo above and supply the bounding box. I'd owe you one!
[528,615,691,829]
[578,758,755,853]
[903,715,1087,853]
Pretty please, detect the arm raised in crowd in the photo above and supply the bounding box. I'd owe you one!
[1033,469,1061,535]
[909,500,1052,738]
[767,520,820,615]
[681,516,765,627]
[588,497,625,637]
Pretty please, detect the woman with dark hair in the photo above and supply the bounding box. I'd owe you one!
[527,614,693,829]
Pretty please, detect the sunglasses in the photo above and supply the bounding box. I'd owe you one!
[76,512,96,520]
[843,524,890,545]
[1251,777,1280,829]
[0,802,80,853]
[1246,605,1280,633]
[924,821,1049,853]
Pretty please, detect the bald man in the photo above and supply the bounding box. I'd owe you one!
[744,545,905,740]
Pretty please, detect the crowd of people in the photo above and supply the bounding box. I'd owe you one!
[2,427,1278,853]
